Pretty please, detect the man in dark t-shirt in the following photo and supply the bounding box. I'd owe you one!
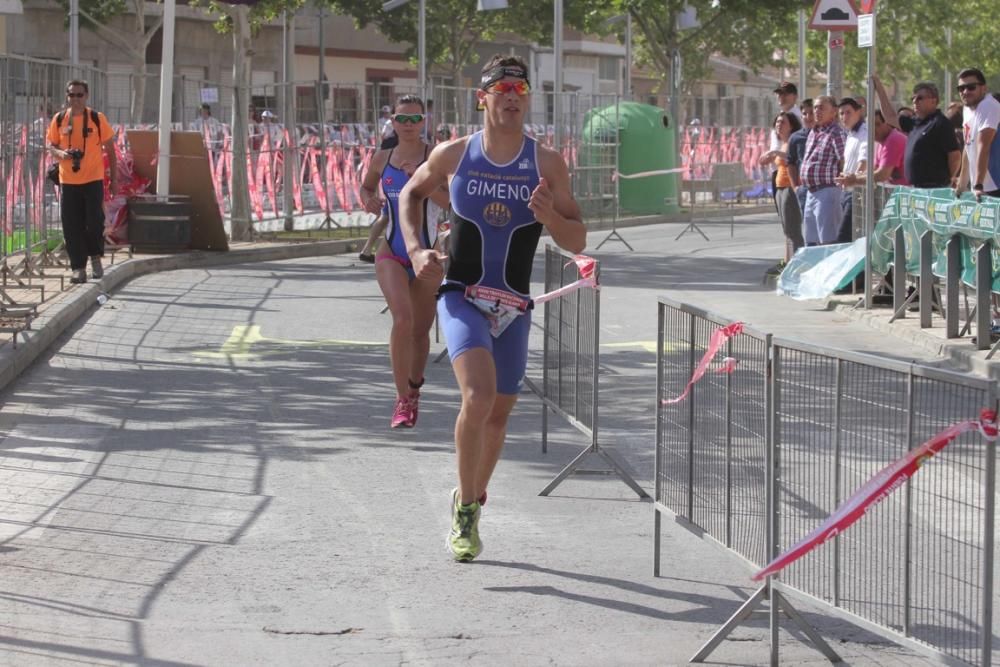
[786,98,814,214]
[874,77,960,188]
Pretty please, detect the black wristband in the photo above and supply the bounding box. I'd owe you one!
[974,183,984,190]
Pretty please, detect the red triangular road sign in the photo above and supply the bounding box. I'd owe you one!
[809,0,860,31]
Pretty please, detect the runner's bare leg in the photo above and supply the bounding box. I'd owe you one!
[477,394,517,499]
[451,348,497,503]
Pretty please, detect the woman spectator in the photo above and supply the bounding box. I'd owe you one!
[761,111,804,267]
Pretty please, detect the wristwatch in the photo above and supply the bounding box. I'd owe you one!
[974,183,984,191]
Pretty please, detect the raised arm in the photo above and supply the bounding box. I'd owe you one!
[873,76,899,130]
[533,145,586,254]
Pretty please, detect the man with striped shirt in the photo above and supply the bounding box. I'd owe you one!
[800,96,846,245]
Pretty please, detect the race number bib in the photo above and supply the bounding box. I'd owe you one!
[464,285,531,338]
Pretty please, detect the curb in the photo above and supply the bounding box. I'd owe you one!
[0,238,357,395]
[832,301,1000,380]
[592,206,776,232]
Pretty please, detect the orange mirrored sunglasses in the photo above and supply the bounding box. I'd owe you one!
[486,81,531,96]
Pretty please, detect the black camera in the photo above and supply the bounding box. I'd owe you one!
[67,148,84,172]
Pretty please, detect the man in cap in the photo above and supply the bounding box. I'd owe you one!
[774,81,803,122]
[260,109,282,148]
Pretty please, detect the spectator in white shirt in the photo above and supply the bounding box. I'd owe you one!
[834,97,867,244]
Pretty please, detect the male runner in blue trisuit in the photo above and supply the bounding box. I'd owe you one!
[399,55,586,561]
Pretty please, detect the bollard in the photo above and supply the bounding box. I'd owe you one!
[893,226,906,318]
[946,236,960,338]
[976,241,991,351]
[919,231,932,328]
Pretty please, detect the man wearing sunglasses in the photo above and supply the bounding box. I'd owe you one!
[398,54,585,562]
[46,80,117,284]
[873,76,960,189]
[954,68,1000,200]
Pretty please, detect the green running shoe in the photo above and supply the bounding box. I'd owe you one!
[447,487,482,562]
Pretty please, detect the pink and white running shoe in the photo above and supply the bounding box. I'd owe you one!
[405,393,420,427]
[390,397,413,429]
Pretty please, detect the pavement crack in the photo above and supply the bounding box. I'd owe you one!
[262,626,362,636]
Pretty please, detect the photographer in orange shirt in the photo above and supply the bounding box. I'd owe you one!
[47,79,117,284]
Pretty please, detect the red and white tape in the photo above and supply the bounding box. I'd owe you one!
[533,255,600,306]
[752,408,999,581]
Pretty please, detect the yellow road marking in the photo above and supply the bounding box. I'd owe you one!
[194,325,387,360]
[601,341,672,353]
[196,326,667,361]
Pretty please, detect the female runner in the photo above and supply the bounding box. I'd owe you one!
[360,95,449,428]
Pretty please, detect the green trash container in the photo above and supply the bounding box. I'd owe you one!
[580,102,679,216]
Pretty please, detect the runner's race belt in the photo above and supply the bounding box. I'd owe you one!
[440,283,532,337]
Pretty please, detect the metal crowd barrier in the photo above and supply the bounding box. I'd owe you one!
[655,297,998,666]
[655,298,771,568]
[524,245,646,498]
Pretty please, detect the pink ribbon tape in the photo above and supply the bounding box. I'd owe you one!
[662,322,744,405]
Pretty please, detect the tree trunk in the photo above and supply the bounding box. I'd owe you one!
[131,52,146,124]
[451,62,464,128]
[229,6,253,242]
[130,0,146,124]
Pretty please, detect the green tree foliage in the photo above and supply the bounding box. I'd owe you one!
[196,0,306,34]
[325,0,570,86]
[581,0,803,94]
[56,0,164,123]
[785,1,1000,102]
[328,0,807,96]
[191,0,307,240]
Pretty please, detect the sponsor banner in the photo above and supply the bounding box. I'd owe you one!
[872,187,1000,291]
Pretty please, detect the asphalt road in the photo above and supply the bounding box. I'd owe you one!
[0,215,961,665]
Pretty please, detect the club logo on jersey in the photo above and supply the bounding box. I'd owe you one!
[384,176,393,187]
[518,158,531,170]
[483,202,512,227]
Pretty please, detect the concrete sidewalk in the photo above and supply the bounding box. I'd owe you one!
[0,215,991,666]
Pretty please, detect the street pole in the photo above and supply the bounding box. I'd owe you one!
[418,0,426,100]
[317,4,333,229]
[864,17,876,310]
[624,13,632,101]
[282,10,296,231]
[155,0,176,197]
[670,47,681,206]
[826,32,843,99]
[69,0,79,67]
[798,9,807,97]
[553,0,563,148]
[943,27,952,104]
